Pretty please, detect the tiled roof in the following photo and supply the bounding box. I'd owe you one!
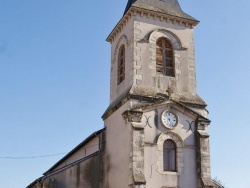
[124,0,198,22]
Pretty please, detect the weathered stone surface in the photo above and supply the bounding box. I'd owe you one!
[131,124,146,185]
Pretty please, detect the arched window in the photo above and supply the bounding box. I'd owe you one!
[156,37,175,77]
[117,45,125,85]
[163,140,176,171]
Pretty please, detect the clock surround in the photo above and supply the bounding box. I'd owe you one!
[161,110,178,129]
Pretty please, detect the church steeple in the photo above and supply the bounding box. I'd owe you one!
[102,1,219,188]
[124,0,198,22]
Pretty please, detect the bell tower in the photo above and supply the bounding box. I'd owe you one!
[103,1,220,188]
[107,0,205,107]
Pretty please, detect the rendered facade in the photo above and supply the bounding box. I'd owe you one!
[27,1,222,188]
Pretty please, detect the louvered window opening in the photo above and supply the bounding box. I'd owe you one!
[118,45,125,85]
[156,38,175,77]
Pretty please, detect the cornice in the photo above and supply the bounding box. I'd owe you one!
[106,7,199,43]
[106,10,133,43]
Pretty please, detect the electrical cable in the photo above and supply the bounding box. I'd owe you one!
[0,143,101,159]
[0,152,68,159]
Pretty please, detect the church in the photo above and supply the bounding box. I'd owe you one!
[27,0,223,188]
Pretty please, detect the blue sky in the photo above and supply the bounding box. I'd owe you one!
[0,0,249,187]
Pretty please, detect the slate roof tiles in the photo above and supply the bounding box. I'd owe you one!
[124,0,198,22]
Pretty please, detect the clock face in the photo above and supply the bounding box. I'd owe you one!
[161,111,178,129]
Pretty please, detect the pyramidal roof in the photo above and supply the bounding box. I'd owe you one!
[124,0,198,22]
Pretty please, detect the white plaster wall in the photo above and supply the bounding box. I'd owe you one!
[104,101,132,188]
[142,105,198,188]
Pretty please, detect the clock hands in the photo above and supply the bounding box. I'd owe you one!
[161,111,178,128]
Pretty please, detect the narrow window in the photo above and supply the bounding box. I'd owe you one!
[118,45,125,85]
[156,37,175,77]
[163,140,176,171]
